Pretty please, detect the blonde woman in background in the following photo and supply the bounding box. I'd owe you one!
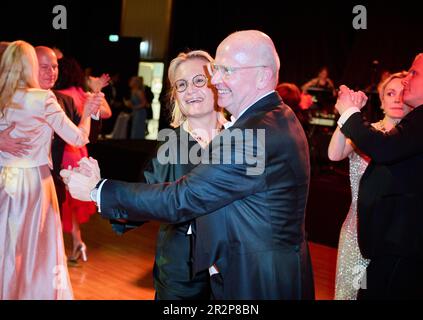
[328,71,411,300]
[0,41,32,156]
[0,40,102,299]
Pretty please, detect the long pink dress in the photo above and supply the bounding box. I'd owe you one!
[0,88,89,299]
[56,87,96,233]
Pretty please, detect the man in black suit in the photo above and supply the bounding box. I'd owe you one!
[335,53,423,299]
[36,46,101,205]
[62,30,315,299]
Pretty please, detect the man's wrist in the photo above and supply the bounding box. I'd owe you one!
[337,107,361,128]
[91,179,107,212]
[90,187,98,202]
[90,179,103,202]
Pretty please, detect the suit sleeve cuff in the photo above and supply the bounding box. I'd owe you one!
[96,179,108,212]
[337,107,361,128]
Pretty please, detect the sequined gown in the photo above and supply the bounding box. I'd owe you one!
[334,151,371,300]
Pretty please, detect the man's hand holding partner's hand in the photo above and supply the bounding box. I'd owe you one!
[60,157,101,202]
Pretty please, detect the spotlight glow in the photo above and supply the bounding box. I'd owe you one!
[109,34,119,42]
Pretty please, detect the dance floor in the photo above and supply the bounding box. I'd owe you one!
[64,213,337,300]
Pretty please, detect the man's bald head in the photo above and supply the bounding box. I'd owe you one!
[212,30,280,116]
[35,46,59,89]
[217,30,280,86]
[35,45,55,56]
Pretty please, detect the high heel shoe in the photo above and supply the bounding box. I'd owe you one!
[68,243,88,262]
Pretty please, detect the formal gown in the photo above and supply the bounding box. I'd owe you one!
[334,151,371,300]
[56,87,96,233]
[0,88,89,299]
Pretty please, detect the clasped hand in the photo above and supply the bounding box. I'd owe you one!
[334,85,368,114]
[60,157,101,202]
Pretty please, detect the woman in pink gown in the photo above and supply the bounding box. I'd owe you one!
[0,41,99,299]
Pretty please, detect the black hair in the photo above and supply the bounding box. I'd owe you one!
[55,56,86,89]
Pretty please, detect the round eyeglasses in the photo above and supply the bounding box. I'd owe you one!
[174,74,208,93]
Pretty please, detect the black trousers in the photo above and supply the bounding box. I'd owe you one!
[358,255,423,300]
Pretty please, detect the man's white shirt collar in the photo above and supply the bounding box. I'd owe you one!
[223,90,275,129]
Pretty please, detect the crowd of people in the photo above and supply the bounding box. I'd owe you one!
[1,30,423,300]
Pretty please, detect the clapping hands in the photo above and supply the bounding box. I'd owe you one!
[87,73,110,93]
[334,85,368,115]
[60,157,101,202]
[85,73,110,119]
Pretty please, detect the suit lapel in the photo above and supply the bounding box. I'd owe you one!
[233,92,282,128]
[398,104,423,125]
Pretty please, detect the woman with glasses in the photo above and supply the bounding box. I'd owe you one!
[112,50,225,299]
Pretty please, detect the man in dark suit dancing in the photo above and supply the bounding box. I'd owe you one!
[35,46,101,205]
[61,30,315,300]
[335,53,423,299]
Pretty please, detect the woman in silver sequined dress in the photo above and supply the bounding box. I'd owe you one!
[328,71,411,299]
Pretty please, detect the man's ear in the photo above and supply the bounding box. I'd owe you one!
[256,67,273,89]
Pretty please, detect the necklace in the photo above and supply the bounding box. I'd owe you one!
[375,119,399,133]
[375,120,389,133]
[183,120,222,146]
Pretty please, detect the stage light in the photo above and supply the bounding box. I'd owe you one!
[139,40,149,57]
[109,34,119,42]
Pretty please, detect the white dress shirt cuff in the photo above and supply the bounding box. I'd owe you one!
[91,110,100,120]
[209,264,220,276]
[96,179,108,212]
[337,107,361,128]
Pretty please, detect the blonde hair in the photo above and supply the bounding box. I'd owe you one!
[0,40,40,117]
[0,41,10,60]
[377,70,408,102]
[167,50,215,128]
